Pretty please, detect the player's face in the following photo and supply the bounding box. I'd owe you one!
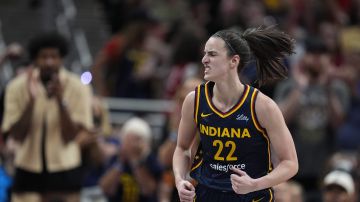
[201,37,232,82]
[34,48,63,86]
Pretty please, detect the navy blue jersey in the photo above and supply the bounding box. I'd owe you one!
[194,184,274,202]
[190,81,273,191]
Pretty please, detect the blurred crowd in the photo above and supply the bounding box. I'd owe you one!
[0,0,360,201]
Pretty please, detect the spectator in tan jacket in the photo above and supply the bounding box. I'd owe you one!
[1,31,93,202]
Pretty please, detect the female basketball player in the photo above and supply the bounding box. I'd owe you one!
[173,26,298,202]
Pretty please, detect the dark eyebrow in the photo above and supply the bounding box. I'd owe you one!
[204,50,217,55]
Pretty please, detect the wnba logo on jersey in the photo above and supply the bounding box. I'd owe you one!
[210,162,246,172]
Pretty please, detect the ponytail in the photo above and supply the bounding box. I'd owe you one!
[242,26,294,86]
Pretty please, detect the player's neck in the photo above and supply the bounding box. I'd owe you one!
[212,80,244,109]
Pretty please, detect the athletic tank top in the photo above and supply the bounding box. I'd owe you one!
[190,81,273,191]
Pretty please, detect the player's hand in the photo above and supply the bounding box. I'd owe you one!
[230,168,257,194]
[176,179,195,202]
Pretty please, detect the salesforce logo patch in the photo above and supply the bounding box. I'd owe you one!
[210,163,246,172]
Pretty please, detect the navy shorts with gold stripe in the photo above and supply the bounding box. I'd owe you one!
[194,184,274,202]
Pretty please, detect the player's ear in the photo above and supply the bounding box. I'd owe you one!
[230,55,240,69]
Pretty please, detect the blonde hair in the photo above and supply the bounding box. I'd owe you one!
[121,117,152,142]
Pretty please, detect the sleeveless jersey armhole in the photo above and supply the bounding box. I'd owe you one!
[250,89,266,133]
[251,89,273,172]
[191,84,203,173]
[194,85,201,125]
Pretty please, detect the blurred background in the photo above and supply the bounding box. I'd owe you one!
[0,0,359,202]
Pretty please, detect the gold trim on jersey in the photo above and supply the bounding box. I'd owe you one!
[204,82,250,118]
[251,89,273,172]
[195,85,201,125]
[191,159,203,171]
[269,188,274,201]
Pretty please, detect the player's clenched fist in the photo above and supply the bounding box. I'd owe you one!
[176,180,196,202]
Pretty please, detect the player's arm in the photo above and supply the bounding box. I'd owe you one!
[172,91,198,201]
[253,92,298,189]
[231,91,298,194]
